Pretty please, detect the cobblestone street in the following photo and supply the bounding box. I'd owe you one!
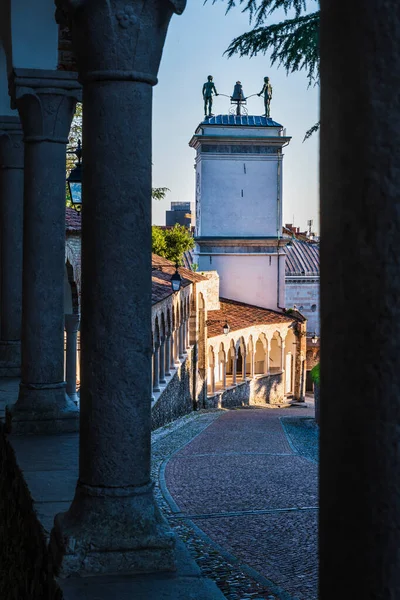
[152,402,319,600]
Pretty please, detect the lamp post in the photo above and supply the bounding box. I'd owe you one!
[67,139,82,212]
[170,264,182,293]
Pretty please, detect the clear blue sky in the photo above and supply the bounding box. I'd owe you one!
[152,0,320,234]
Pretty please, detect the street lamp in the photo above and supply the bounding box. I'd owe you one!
[170,265,182,293]
[311,332,318,344]
[223,322,230,335]
[67,139,82,212]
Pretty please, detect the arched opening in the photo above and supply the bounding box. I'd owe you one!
[255,338,266,375]
[270,332,283,373]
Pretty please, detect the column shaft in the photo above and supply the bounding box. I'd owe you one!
[232,354,237,385]
[179,323,184,358]
[153,345,160,392]
[319,1,400,597]
[159,340,166,383]
[0,117,24,376]
[6,71,80,434]
[65,314,80,404]
[165,334,171,376]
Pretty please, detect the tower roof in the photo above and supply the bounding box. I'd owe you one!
[201,115,283,127]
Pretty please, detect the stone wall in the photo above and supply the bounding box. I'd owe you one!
[197,271,220,310]
[151,350,195,430]
[205,373,284,409]
[0,424,62,599]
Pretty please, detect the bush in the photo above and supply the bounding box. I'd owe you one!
[310,362,320,385]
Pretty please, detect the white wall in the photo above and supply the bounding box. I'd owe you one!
[198,253,280,309]
[198,156,280,238]
[285,280,320,334]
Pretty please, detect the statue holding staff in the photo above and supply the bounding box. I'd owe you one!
[202,75,218,118]
[258,76,273,117]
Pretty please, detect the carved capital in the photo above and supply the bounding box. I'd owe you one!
[57,0,186,84]
[9,69,82,144]
[0,116,24,169]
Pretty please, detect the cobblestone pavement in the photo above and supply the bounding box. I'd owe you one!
[152,404,319,600]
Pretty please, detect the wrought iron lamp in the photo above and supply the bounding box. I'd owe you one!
[67,139,82,212]
[170,265,182,293]
[311,332,318,344]
[223,322,230,335]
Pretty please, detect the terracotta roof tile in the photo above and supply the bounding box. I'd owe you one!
[207,298,294,338]
[151,255,207,305]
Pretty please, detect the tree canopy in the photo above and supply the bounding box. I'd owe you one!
[152,224,195,265]
[212,0,320,139]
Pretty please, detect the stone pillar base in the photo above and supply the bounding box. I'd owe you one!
[6,383,79,434]
[50,481,176,577]
[0,340,21,376]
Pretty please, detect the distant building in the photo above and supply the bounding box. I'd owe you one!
[165,201,194,227]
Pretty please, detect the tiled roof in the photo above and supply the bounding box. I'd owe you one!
[151,254,207,305]
[285,238,320,277]
[202,115,283,127]
[207,298,294,338]
[65,207,81,232]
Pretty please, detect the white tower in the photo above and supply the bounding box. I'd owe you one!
[189,114,291,310]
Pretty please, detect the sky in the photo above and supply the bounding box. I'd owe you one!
[152,0,320,234]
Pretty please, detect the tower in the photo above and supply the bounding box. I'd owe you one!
[189,113,291,310]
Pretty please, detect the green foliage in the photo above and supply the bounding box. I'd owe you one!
[152,226,167,257]
[310,362,320,385]
[152,187,170,201]
[152,224,195,265]
[211,0,320,138]
[225,11,319,86]
[191,263,199,272]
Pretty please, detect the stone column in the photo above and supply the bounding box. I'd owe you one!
[0,116,24,377]
[174,328,180,365]
[159,338,166,384]
[170,332,176,369]
[232,352,237,385]
[165,333,171,377]
[65,314,80,405]
[185,318,190,350]
[179,323,184,358]
[242,347,246,381]
[153,344,161,392]
[250,351,255,378]
[209,362,215,394]
[6,70,80,434]
[319,1,400,597]
[51,0,186,577]
[222,358,227,389]
[266,345,270,375]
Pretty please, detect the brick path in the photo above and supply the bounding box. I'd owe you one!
[163,406,318,600]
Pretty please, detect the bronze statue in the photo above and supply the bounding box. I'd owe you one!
[202,75,218,118]
[258,76,273,118]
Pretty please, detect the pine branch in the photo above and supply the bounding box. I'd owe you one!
[210,0,319,26]
[225,11,319,86]
[303,120,320,142]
